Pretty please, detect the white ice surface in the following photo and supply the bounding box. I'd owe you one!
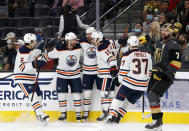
[0,122,189,131]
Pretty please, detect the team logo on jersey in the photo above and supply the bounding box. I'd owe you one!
[154,48,163,62]
[86,47,96,59]
[66,55,77,67]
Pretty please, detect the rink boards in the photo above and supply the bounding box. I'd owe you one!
[0,71,189,123]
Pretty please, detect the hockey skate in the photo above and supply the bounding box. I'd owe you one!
[97,110,108,121]
[36,113,50,126]
[76,112,82,122]
[145,118,163,131]
[58,112,67,121]
[106,112,122,124]
[106,115,119,124]
[82,111,89,122]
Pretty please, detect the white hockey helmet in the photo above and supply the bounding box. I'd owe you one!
[24,33,37,44]
[127,35,139,47]
[86,27,96,34]
[91,31,103,42]
[65,32,77,41]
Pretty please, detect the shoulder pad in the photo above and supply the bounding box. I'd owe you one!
[19,45,31,54]
[98,40,110,51]
[123,50,133,56]
[55,43,67,51]
[73,43,81,50]
[79,38,89,43]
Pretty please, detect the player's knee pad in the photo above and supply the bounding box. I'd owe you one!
[109,91,115,99]
[100,90,108,98]
[121,99,130,109]
[110,98,123,110]
[58,93,67,100]
[83,90,92,99]
[148,91,161,107]
[72,93,81,100]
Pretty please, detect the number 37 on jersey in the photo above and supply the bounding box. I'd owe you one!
[120,51,152,77]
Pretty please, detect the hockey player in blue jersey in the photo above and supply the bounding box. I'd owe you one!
[13,33,49,125]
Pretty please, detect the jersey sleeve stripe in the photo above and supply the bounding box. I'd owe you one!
[169,60,181,69]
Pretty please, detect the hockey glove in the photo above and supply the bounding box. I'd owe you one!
[114,77,121,86]
[153,71,163,81]
[32,60,46,68]
[110,66,118,77]
[118,37,128,46]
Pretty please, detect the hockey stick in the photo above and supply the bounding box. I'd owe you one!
[27,38,47,117]
[104,76,116,98]
[0,73,14,80]
[142,92,145,119]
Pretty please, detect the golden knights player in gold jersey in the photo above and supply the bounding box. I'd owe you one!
[145,27,181,131]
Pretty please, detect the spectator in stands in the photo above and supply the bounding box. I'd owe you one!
[128,21,146,38]
[62,0,84,11]
[143,11,154,34]
[179,0,189,34]
[143,0,161,20]
[179,34,189,69]
[3,32,16,50]
[158,13,167,27]
[0,48,4,70]
[149,21,161,42]
[34,28,44,48]
[159,0,170,15]
[3,39,24,71]
[58,4,89,39]
[3,44,17,71]
[0,0,6,6]
[14,39,25,51]
[8,0,28,17]
[172,22,183,39]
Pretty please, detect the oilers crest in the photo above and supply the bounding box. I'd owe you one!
[66,55,77,67]
[86,47,96,59]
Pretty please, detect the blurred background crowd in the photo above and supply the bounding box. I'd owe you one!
[0,0,188,71]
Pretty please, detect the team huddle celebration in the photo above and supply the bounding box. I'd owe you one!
[0,0,189,131]
[10,23,180,131]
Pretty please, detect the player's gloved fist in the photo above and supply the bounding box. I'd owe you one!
[32,60,46,68]
[153,71,163,81]
[118,37,128,46]
[114,77,120,86]
[110,66,118,77]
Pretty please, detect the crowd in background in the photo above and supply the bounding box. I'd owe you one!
[0,0,188,71]
[145,0,189,68]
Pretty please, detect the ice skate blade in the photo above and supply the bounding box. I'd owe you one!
[41,117,50,126]
[58,119,67,123]
[145,126,162,131]
[82,119,88,122]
